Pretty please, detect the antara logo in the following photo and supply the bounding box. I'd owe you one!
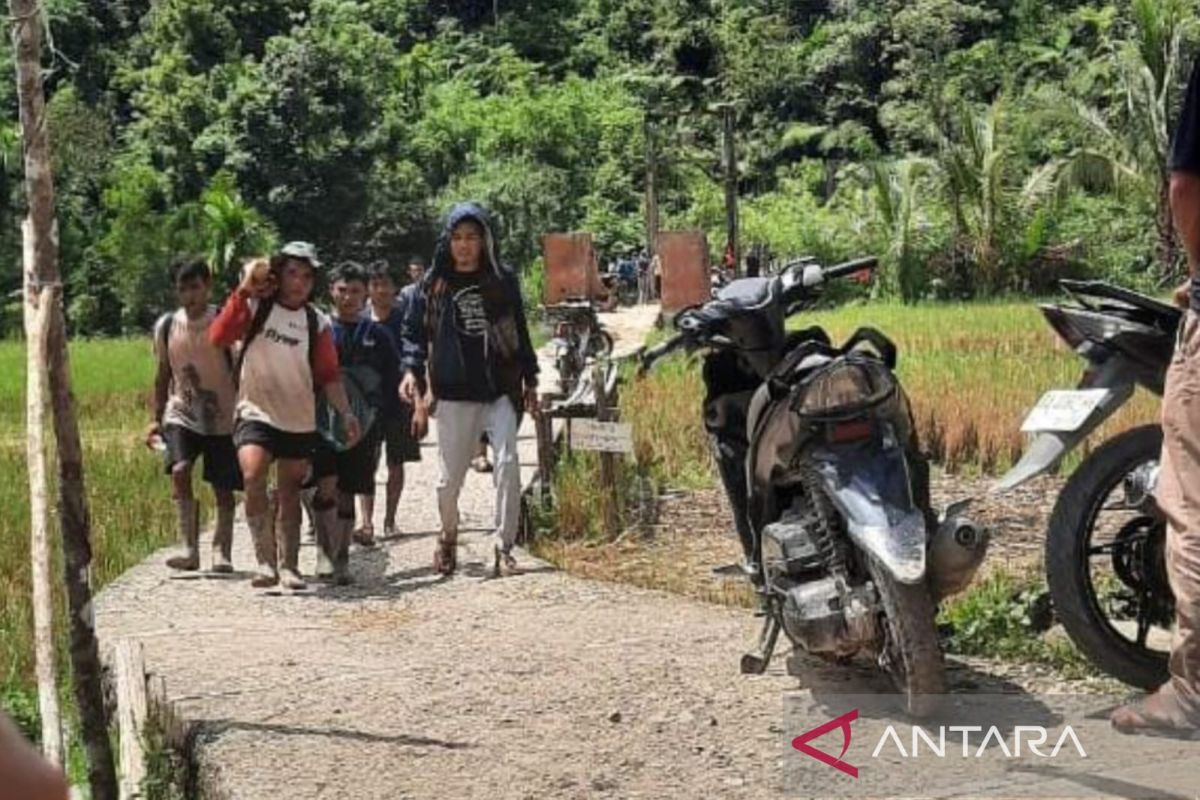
[792,709,1088,778]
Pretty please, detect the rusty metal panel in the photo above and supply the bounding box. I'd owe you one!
[542,232,605,304]
[656,230,710,313]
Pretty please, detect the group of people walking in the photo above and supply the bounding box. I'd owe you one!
[146,202,539,590]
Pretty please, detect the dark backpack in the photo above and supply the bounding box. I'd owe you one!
[233,298,319,386]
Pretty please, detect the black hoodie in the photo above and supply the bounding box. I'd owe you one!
[400,202,539,406]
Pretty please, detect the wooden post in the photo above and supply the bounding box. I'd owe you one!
[114,640,148,800]
[721,103,740,278]
[534,405,555,509]
[23,219,62,765]
[9,2,119,797]
[592,364,621,538]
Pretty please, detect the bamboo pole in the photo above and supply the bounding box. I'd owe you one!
[9,2,119,797]
[23,218,62,765]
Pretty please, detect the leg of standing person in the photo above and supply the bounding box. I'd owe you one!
[275,456,310,590]
[1114,312,1200,731]
[203,433,241,573]
[166,457,199,571]
[238,442,277,587]
[484,396,521,576]
[434,400,486,574]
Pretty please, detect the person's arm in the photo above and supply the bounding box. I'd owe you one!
[1169,58,1200,307]
[148,317,172,447]
[399,284,429,401]
[208,290,254,347]
[311,327,362,446]
[508,271,539,388]
[0,713,68,800]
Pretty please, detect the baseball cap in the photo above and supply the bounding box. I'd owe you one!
[278,241,322,268]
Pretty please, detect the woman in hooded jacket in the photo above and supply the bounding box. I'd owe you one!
[399,203,540,576]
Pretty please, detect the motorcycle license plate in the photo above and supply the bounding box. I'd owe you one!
[1020,389,1108,433]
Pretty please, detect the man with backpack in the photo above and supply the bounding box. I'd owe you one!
[308,262,401,584]
[400,203,539,578]
[210,243,360,590]
[146,257,240,573]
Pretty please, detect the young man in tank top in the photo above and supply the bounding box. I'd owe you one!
[147,257,241,573]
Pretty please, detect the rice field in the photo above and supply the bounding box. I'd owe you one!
[564,300,1163,542]
[0,338,180,742]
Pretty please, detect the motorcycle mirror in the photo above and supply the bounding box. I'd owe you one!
[802,264,824,288]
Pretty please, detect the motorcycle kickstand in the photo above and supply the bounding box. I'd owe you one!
[740,612,781,676]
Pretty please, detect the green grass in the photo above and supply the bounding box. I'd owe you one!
[0,337,180,765]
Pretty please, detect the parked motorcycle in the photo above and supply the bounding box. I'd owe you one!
[640,257,989,716]
[995,280,1180,689]
[547,299,615,398]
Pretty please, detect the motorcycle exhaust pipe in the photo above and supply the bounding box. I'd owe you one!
[928,516,990,601]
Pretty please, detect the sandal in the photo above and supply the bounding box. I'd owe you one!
[493,545,519,578]
[353,525,376,548]
[434,534,458,575]
[1111,690,1200,739]
[470,455,494,473]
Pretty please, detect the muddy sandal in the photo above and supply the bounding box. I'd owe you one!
[434,535,457,575]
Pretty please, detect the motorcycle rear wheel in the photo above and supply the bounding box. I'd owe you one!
[1045,423,1171,690]
[868,558,946,718]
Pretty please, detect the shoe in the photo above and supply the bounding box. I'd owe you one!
[1112,687,1200,739]
[167,496,200,571]
[493,545,519,578]
[470,455,494,474]
[353,526,376,548]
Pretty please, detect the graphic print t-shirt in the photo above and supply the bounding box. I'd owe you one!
[437,270,495,403]
[154,308,236,436]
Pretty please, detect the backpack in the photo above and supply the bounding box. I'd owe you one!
[233,298,319,387]
[316,319,381,452]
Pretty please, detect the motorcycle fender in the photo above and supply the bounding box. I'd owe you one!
[992,364,1136,494]
[810,455,927,585]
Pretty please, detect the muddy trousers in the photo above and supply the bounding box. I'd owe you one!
[1156,310,1200,716]
[435,398,521,550]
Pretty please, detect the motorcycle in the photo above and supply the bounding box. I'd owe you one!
[640,257,989,716]
[995,280,1180,689]
[546,299,615,398]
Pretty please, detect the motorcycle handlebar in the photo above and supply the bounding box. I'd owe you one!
[823,256,879,281]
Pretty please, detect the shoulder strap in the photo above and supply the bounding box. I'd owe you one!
[155,311,173,363]
[234,298,276,378]
[305,304,319,373]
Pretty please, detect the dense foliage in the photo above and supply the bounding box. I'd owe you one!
[1,0,1197,334]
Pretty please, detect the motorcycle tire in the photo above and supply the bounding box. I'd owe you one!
[867,557,946,718]
[1045,423,1170,690]
[588,330,615,360]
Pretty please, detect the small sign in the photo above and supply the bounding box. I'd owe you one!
[1020,389,1108,433]
[572,419,634,454]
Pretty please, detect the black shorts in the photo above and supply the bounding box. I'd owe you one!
[161,425,242,491]
[379,410,421,466]
[233,419,319,462]
[309,427,382,495]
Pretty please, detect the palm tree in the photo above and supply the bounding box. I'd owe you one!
[865,158,936,300]
[1026,0,1194,276]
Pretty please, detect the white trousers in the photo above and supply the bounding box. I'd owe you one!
[435,397,521,550]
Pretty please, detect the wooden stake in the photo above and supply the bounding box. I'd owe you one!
[592,364,620,538]
[114,640,148,800]
[23,219,62,766]
[9,2,118,796]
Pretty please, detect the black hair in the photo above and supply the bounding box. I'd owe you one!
[171,256,211,285]
[330,260,367,286]
[367,259,399,285]
[407,256,426,269]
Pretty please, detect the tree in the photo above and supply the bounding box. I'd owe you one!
[9,1,118,796]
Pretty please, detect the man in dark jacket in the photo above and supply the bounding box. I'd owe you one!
[400,202,539,577]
